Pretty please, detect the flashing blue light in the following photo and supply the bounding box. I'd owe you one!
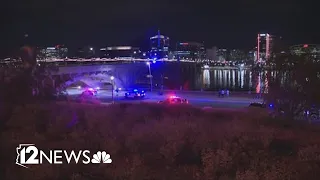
[142,90,144,93]
[133,89,138,92]
[269,104,274,107]
[153,60,156,63]
[153,58,157,60]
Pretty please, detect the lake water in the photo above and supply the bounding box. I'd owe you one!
[141,64,272,92]
[189,68,271,92]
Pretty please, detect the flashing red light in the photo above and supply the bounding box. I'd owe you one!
[303,44,308,48]
[169,95,178,99]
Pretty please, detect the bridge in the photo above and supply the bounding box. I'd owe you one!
[37,58,203,63]
[2,58,200,64]
[1,58,246,90]
[1,57,238,64]
[49,62,151,90]
[28,58,200,91]
[0,58,202,90]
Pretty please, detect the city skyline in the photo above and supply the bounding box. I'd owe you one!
[1,28,318,59]
[2,0,317,55]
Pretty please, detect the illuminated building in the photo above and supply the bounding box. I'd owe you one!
[248,50,255,62]
[256,33,274,64]
[175,42,205,61]
[106,46,140,59]
[216,49,227,61]
[37,45,68,60]
[75,46,96,58]
[99,48,107,58]
[150,33,170,60]
[290,44,320,61]
[290,44,320,55]
[228,49,246,62]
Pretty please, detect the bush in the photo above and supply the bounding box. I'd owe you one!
[1,103,320,180]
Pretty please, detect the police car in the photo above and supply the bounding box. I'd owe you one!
[158,96,189,104]
[125,89,145,99]
[81,87,98,96]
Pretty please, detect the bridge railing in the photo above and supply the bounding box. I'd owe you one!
[35,58,200,66]
[43,61,134,67]
[2,57,251,66]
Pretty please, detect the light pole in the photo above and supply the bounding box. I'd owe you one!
[110,76,114,103]
[146,62,153,92]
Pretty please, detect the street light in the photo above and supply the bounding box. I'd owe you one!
[110,76,115,103]
[146,62,153,92]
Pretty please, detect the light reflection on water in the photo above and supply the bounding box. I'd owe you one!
[203,69,210,88]
[198,69,273,91]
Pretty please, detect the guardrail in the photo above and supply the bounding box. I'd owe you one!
[36,58,191,63]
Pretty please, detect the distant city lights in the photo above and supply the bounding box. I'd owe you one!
[107,46,132,50]
[150,35,166,39]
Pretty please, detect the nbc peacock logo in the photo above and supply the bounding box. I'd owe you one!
[91,151,112,164]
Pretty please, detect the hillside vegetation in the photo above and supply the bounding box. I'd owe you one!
[1,103,320,180]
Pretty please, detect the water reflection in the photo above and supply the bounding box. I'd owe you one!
[203,69,210,87]
[232,70,235,88]
[219,70,222,87]
[240,70,244,88]
[199,69,273,91]
[256,72,261,93]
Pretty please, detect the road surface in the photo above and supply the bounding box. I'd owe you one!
[66,89,263,108]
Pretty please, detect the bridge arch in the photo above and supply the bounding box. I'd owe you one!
[63,73,125,90]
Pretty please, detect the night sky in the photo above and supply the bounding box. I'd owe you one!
[2,0,318,56]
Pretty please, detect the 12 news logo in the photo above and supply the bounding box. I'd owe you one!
[16,144,112,168]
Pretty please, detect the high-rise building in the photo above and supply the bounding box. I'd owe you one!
[216,48,227,61]
[37,45,68,60]
[228,49,246,62]
[248,50,256,63]
[149,32,169,60]
[290,44,320,61]
[175,42,205,61]
[206,47,217,60]
[256,33,274,63]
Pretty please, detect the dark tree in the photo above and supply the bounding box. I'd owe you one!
[0,46,63,133]
[264,50,320,121]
